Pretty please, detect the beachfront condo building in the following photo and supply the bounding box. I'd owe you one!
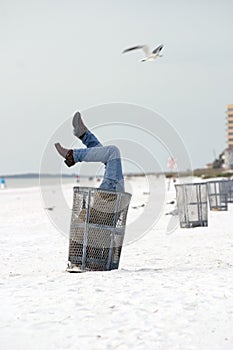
[227,104,233,148]
[222,104,233,169]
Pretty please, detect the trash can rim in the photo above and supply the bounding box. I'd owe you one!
[175,182,207,188]
[73,186,132,198]
[206,179,229,183]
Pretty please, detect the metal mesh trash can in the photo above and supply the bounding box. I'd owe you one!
[227,180,233,203]
[175,183,208,228]
[207,180,228,211]
[68,187,131,272]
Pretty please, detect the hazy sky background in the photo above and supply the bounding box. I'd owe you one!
[0,0,232,175]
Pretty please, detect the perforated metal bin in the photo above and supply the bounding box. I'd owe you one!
[207,180,228,211]
[175,183,208,228]
[68,187,132,272]
[227,180,233,203]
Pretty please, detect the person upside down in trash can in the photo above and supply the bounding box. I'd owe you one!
[55,112,127,271]
[55,111,124,193]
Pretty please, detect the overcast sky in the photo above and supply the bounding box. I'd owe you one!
[0,0,232,175]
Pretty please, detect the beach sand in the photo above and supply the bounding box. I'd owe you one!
[0,176,233,350]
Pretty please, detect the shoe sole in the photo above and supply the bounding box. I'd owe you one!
[72,112,81,128]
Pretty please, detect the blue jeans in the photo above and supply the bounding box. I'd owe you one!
[73,131,125,192]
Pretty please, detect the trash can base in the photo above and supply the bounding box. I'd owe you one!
[180,220,208,228]
[66,263,83,273]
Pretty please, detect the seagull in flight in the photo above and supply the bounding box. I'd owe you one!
[122,44,164,62]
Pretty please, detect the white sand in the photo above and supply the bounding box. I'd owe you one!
[0,177,233,350]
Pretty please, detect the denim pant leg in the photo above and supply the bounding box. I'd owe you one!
[73,145,125,192]
[81,130,103,148]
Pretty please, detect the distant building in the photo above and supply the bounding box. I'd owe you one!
[227,104,233,148]
[206,105,233,170]
[222,147,233,169]
[206,162,213,169]
[223,104,233,169]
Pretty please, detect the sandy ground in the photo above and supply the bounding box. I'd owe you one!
[0,176,233,350]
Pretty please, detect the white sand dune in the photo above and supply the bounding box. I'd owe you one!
[0,176,233,350]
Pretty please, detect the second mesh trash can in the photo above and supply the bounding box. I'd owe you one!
[207,180,228,211]
[227,180,233,203]
[175,183,208,228]
[67,187,132,272]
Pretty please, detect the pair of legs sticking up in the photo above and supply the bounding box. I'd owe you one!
[55,112,125,193]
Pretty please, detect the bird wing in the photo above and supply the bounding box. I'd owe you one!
[141,45,150,56]
[152,44,164,54]
[122,45,149,55]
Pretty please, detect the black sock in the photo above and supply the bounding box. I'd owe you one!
[79,132,87,140]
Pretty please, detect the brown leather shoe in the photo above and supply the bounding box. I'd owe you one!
[64,149,75,167]
[54,143,75,167]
